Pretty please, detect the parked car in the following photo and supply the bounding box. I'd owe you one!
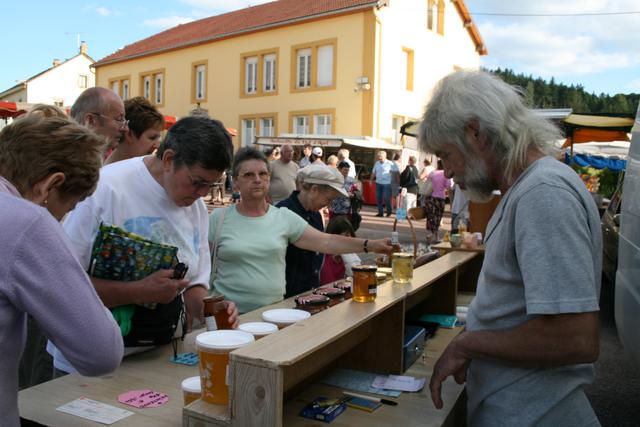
[615,104,640,369]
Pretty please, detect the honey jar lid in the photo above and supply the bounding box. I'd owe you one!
[352,264,378,272]
[295,294,330,306]
[238,322,279,335]
[196,330,255,350]
[314,286,345,297]
[393,252,414,258]
[181,376,201,393]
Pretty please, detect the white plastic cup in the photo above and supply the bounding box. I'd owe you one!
[181,376,202,405]
[238,322,279,339]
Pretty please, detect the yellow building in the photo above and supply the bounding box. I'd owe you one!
[93,0,486,149]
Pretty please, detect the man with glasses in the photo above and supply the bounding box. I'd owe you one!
[71,87,129,160]
[48,116,239,375]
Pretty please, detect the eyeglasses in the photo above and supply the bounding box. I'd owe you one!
[90,112,129,129]
[185,166,224,190]
[239,171,270,181]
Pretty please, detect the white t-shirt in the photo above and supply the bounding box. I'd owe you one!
[49,156,211,372]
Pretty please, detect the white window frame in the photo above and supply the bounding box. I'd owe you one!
[111,80,119,95]
[154,73,163,105]
[260,117,275,137]
[78,74,88,89]
[242,119,256,146]
[313,114,332,135]
[195,64,206,101]
[293,115,310,134]
[245,57,258,94]
[316,45,333,87]
[122,80,129,100]
[263,54,276,92]
[143,76,151,100]
[296,49,311,89]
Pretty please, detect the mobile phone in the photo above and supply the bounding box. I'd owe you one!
[172,262,189,280]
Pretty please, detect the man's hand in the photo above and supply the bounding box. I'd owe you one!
[223,300,240,329]
[183,285,208,332]
[429,334,470,409]
[135,269,188,305]
[370,238,396,255]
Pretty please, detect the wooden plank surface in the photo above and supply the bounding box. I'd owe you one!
[431,242,486,254]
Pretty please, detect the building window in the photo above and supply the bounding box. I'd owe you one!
[293,115,310,134]
[428,0,445,35]
[263,54,276,92]
[154,73,163,105]
[261,117,275,136]
[245,57,258,94]
[291,39,337,92]
[314,114,332,135]
[242,119,256,146]
[143,76,151,99]
[240,49,278,97]
[78,74,88,89]
[392,115,404,144]
[53,99,64,107]
[296,49,312,89]
[191,61,207,103]
[402,48,414,91]
[109,76,130,100]
[240,113,278,145]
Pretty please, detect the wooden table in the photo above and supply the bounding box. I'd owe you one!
[431,242,485,254]
[19,252,479,427]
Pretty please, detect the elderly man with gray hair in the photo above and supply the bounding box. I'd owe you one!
[337,148,356,178]
[71,87,129,159]
[269,144,298,204]
[422,71,601,426]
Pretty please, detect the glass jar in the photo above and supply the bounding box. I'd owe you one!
[391,252,414,284]
[295,293,330,315]
[352,265,378,303]
[203,295,232,331]
[314,286,346,307]
[334,279,353,299]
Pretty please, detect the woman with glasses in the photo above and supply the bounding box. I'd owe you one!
[209,147,393,314]
[0,115,123,423]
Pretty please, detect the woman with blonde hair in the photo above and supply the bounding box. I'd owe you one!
[0,115,123,420]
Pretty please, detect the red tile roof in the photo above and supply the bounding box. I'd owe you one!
[94,0,381,67]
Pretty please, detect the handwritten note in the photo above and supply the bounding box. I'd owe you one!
[118,389,169,408]
[372,375,426,392]
[57,397,133,425]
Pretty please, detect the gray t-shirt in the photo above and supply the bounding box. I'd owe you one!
[466,156,602,427]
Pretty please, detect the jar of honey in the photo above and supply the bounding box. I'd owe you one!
[295,293,330,315]
[203,295,233,331]
[352,265,378,303]
[391,252,414,284]
[314,286,346,306]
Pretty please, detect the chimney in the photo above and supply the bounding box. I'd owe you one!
[79,41,88,55]
[53,59,61,67]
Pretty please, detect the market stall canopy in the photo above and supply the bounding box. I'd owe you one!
[163,115,176,130]
[564,113,634,145]
[0,101,31,118]
[563,140,630,171]
[256,134,402,150]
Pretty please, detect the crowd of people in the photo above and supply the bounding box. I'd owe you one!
[1,69,603,426]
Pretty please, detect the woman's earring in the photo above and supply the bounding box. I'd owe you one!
[43,199,48,206]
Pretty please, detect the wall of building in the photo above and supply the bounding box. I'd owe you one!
[96,12,369,149]
[375,0,480,141]
[26,55,95,107]
[1,88,27,102]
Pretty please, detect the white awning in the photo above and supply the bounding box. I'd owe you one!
[256,134,402,150]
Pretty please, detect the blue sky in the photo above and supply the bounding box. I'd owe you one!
[2,0,639,96]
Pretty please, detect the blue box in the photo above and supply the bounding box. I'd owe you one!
[403,325,426,372]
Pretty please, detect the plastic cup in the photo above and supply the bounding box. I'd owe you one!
[196,330,254,405]
[181,376,202,405]
[238,322,279,339]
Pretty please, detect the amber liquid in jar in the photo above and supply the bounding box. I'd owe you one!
[203,295,233,330]
[352,265,378,303]
[392,253,414,284]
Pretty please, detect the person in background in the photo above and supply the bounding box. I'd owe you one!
[48,116,238,375]
[400,155,420,209]
[337,148,357,179]
[269,144,299,205]
[371,150,393,217]
[329,160,360,225]
[450,183,469,233]
[299,144,312,168]
[311,146,324,165]
[418,158,435,206]
[105,96,164,165]
[209,148,393,313]
[326,154,339,168]
[320,216,361,285]
[27,103,67,118]
[421,71,601,426]
[0,115,123,424]
[423,160,451,243]
[70,87,129,160]
[266,146,281,163]
[390,152,401,211]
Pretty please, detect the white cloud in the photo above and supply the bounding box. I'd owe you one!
[467,0,640,87]
[143,16,195,29]
[629,79,640,91]
[96,7,112,16]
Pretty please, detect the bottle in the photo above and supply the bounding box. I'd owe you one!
[391,231,399,246]
[203,295,225,331]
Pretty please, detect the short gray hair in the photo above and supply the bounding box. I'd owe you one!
[418,71,560,180]
[70,87,110,124]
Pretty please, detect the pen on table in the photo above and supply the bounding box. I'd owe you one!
[342,391,398,406]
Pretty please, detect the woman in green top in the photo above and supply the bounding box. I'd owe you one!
[209,147,392,313]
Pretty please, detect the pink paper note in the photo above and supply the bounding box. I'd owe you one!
[118,389,169,408]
